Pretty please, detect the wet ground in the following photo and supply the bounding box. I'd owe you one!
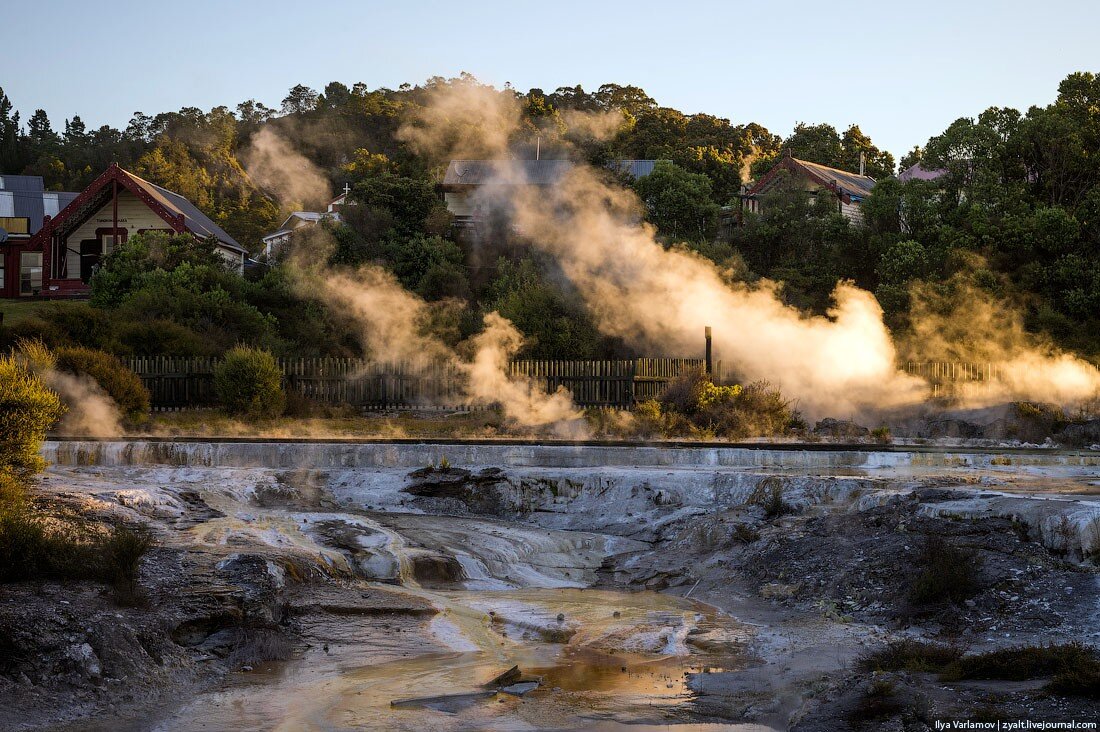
[5,440,1098,731]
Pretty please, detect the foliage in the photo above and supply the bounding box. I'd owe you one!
[655,368,799,439]
[213,346,286,419]
[0,352,65,480]
[858,640,962,674]
[747,476,794,519]
[54,346,151,421]
[486,257,612,358]
[633,160,720,242]
[908,537,982,607]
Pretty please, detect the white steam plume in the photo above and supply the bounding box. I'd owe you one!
[242,128,333,210]
[399,81,1100,417]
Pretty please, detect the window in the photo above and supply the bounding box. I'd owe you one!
[20,252,42,295]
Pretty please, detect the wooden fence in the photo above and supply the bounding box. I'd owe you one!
[124,356,710,410]
[124,357,1078,411]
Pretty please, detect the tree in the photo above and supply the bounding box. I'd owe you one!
[281,84,319,115]
[322,81,352,108]
[784,122,843,168]
[632,160,720,242]
[840,124,894,178]
[235,99,275,126]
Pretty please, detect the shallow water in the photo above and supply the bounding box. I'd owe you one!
[151,586,753,732]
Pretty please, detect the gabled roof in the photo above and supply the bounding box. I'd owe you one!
[898,163,946,183]
[28,164,245,254]
[749,155,877,203]
[441,159,660,188]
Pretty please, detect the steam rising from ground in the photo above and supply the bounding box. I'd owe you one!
[399,83,1100,416]
[462,313,585,437]
[46,371,124,438]
[243,128,332,210]
[288,229,585,434]
[905,280,1100,407]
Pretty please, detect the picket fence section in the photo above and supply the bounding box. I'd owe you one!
[124,356,710,410]
[124,357,1067,411]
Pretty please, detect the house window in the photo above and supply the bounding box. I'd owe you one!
[20,252,42,296]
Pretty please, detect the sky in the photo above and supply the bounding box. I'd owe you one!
[2,0,1098,161]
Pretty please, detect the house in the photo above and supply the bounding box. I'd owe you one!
[3,163,247,299]
[898,162,947,183]
[0,175,78,298]
[743,153,878,224]
[440,159,658,227]
[260,187,348,258]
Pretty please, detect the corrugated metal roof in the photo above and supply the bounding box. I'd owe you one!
[608,159,659,178]
[0,175,45,192]
[443,160,575,187]
[443,159,659,187]
[794,158,877,199]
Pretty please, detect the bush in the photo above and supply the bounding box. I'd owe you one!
[54,346,150,422]
[908,537,982,607]
[747,476,795,519]
[658,368,799,439]
[941,642,1098,684]
[0,504,99,583]
[103,525,153,604]
[858,639,962,673]
[0,351,65,479]
[214,346,286,419]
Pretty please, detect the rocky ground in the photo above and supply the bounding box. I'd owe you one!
[0,443,1097,730]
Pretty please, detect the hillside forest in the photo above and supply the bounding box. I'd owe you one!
[1,72,1098,363]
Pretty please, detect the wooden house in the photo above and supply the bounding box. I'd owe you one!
[744,153,877,224]
[3,164,246,299]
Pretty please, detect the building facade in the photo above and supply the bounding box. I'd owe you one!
[1,164,246,299]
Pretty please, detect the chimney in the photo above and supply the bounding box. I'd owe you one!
[859,151,866,176]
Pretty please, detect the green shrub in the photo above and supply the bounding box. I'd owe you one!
[0,504,99,583]
[113,319,212,357]
[941,642,1097,683]
[40,303,115,350]
[909,537,982,607]
[0,352,65,479]
[54,346,150,422]
[214,346,286,419]
[858,639,962,673]
[658,368,799,439]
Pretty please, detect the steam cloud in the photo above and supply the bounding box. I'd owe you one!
[399,82,1100,417]
[243,128,333,210]
[46,371,124,438]
[288,228,586,434]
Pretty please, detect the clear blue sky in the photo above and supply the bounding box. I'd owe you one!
[3,0,1098,161]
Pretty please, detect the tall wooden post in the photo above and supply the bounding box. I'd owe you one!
[704,326,713,377]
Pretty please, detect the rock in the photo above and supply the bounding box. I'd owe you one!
[813,418,869,438]
[1056,419,1100,447]
[404,467,473,498]
[500,681,539,696]
[486,665,522,688]
[65,643,101,678]
[556,613,565,622]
